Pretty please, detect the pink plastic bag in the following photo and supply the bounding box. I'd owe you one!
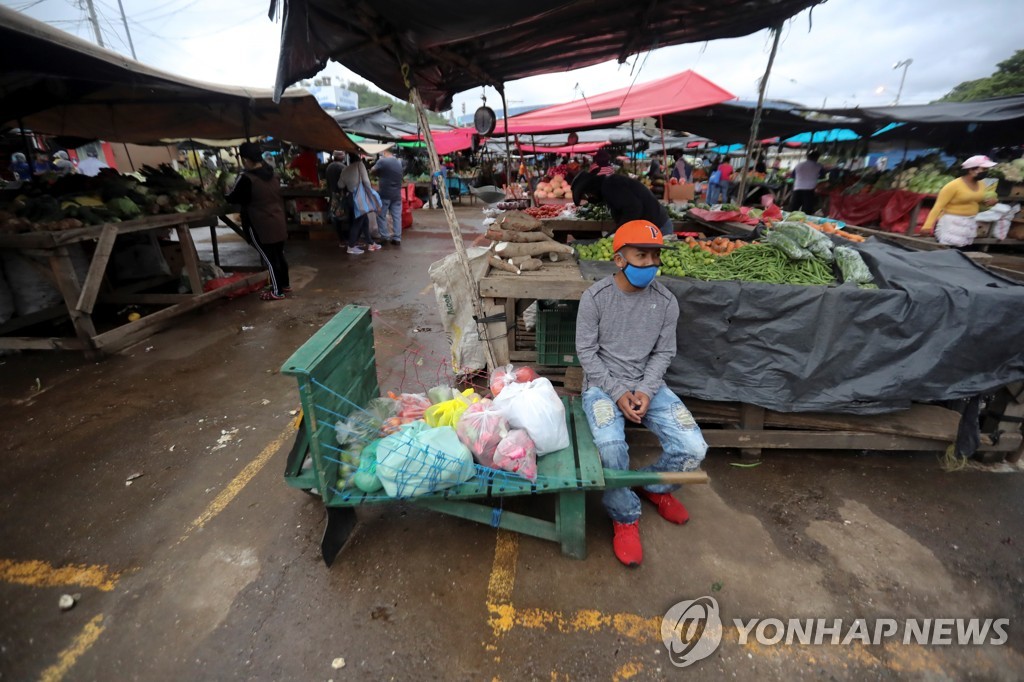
[489,364,541,397]
[455,399,510,467]
[493,429,538,482]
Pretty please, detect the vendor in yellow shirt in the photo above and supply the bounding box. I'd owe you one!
[921,155,997,247]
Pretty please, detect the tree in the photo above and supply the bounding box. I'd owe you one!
[940,49,1024,102]
[344,81,452,125]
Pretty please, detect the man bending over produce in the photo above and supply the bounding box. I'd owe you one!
[576,220,707,567]
[571,170,672,233]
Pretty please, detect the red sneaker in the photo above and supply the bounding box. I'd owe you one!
[638,489,690,524]
[612,521,643,567]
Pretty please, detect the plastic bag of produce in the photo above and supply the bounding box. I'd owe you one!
[376,422,476,498]
[423,388,480,427]
[455,399,510,467]
[427,385,455,404]
[492,377,569,454]
[489,364,541,397]
[772,221,834,262]
[834,245,874,285]
[388,392,432,420]
[493,429,538,482]
[765,230,814,261]
[352,439,384,493]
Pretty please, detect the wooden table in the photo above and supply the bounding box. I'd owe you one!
[475,255,1021,458]
[0,209,266,358]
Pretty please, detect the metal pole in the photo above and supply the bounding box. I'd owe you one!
[85,0,105,47]
[737,24,782,208]
[409,87,497,371]
[122,143,135,172]
[115,0,137,59]
[659,114,668,201]
[498,86,513,188]
[630,120,637,174]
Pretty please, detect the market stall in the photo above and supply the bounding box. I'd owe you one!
[0,209,264,357]
[0,7,363,356]
[476,230,1024,457]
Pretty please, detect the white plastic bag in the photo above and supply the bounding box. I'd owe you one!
[492,377,569,454]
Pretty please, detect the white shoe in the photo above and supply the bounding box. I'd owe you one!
[346,246,364,254]
[367,243,382,251]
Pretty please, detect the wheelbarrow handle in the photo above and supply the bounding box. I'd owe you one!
[602,470,709,488]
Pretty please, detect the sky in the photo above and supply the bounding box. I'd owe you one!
[6,0,1024,124]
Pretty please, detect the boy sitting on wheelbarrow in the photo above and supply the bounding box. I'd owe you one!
[575,220,708,567]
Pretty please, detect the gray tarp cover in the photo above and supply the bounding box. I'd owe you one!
[579,239,1024,414]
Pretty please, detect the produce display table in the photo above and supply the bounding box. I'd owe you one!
[476,250,1023,458]
[0,209,266,358]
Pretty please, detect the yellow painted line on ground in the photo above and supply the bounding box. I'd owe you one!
[481,529,1024,677]
[0,559,120,592]
[612,662,644,681]
[38,614,105,682]
[179,421,298,542]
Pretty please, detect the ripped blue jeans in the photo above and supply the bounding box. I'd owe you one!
[582,385,708,523]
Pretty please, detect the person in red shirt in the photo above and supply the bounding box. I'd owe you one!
[288,147,320,185]
[716,158,734,203]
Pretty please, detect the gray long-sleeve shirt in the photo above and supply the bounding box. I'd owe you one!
[575,275,679,402]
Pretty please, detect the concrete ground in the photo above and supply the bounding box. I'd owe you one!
[1,206,1022,681]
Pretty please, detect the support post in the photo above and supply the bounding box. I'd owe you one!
[499,86,513,188]
[736,24,782,207]
[409,87,498,371]
[660,114,669,201]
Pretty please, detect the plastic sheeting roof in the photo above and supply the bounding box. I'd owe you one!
[0,6,358,153]
[498,71,734,134]
[331,105,419,141]
[822,95,1024,151]
[659,99,852,143]
[270,0,828,110]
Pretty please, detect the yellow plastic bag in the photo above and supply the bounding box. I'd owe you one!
[424,389,479,427]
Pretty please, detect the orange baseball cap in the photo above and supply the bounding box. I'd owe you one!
[612,220,665,252]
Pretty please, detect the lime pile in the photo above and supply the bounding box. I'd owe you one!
[575,236,615,261]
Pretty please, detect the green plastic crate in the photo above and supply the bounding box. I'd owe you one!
[536,300,580,366]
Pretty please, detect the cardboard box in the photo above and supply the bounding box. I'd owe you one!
[666,182,695,202]
[299,211,327,225]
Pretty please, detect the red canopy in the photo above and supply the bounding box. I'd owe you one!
[501,70,734,135]
[517,141,609,154]
[401,128,475,155]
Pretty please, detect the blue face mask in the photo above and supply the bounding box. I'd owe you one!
[622,263,658,288]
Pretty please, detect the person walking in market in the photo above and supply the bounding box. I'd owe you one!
[575,220,708,567]
[370,147,404,245]
[921,155,998,247]
[226,142,290,300]
[340,152,381,254]
[325,150,349,248]
[788,150,823,214]
[571,170,672,233]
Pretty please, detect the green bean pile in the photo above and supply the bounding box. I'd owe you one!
[660,244,834,286]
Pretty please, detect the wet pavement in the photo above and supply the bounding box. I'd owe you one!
[1,206,1022,681]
